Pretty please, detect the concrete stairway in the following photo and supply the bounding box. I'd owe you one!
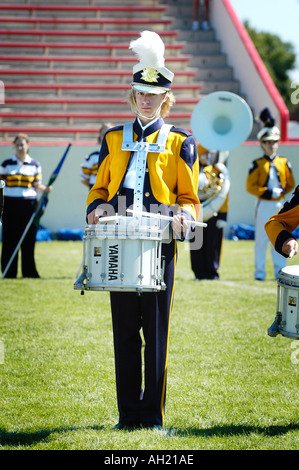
[0,0,245,141]
[163,0,240,95]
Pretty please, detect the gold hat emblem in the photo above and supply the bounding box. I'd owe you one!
[141,67,159,83]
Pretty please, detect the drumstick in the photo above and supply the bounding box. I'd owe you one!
[92,215,123,224]
[126,209,207,227]
[289,249,296,258]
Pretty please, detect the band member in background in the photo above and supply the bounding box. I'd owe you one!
[192,0,211,30]
[265,185,299,258]
[246,109,295,280]
[190,145,229,280]
[0,133,51,278]
[86,31,200,430]
[80,123,112,189]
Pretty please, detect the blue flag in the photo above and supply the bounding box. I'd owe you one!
[34,142,72,227]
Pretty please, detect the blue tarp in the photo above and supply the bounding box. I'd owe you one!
[36,228,84,241]
[229,224,299,241]
[229,224,255,240]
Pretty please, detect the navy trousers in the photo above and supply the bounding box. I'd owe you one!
[110,239,176,427]
[190,215,223,280]
[1,196,39,278]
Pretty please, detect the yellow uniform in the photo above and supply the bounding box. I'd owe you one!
[246,152,295,280]
[87,119,199,222]
[246,154,294,200]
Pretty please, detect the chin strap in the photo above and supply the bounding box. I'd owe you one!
[131,93,165,121]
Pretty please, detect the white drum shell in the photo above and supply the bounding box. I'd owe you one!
[277,265,299,339]
[75,219,166,292]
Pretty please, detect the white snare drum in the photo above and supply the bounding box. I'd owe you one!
[74,217,166,293]
[268,265,299,339]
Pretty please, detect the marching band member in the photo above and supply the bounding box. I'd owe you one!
[265,185,299,258]
[192,0,211,31]
[190,145,230,280]
[0,133,51,278]
[246,109,295,280]
[86,31,199,429]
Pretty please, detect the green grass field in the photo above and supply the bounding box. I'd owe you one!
[0,239,298,450]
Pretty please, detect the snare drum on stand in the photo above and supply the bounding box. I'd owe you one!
[74,216,167,294]
[268,265,299,340]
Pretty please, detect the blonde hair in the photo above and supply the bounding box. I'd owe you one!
[129,89,175,119]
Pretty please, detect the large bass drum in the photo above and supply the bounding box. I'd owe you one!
[268,265,299,340]
[74,216,167,293]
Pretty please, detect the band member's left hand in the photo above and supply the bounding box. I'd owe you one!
[171,214,188,239]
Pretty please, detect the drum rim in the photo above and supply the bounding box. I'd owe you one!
[278,265,299,284]
[85,224,163,241]
[278,327,299,339]
[280,265,299,276]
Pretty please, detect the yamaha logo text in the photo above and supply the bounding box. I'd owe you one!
[108,244,119,280]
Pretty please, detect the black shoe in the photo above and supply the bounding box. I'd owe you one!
[141,423,162,430]
[112,422,140,431]
[112,423,124,430]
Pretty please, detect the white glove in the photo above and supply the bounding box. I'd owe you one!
[216,219,227,229]
[198,171,209,192]
[272,187,283,198]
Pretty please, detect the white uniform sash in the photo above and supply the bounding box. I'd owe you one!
[121,122,172,212]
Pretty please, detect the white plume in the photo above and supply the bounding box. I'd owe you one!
[129,31,165,69]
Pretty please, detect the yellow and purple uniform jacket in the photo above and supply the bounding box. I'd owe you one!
[246,154,295,200]
[265,185,299,257]
[87,117,200,222]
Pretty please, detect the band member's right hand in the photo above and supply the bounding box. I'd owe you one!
[87,207,106,224]
[282,238,298,258]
